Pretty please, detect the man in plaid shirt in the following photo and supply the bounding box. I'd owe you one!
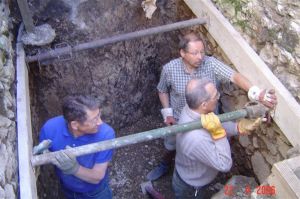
[146,32,277,181]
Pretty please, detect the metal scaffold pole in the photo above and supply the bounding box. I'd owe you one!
[31,103,268,166]
[26,18,207,63]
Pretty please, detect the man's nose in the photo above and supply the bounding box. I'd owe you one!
[197,53,203,60]
[96,117,102,125]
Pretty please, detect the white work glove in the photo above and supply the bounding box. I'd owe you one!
[248,86,277,109]
[53,146,79,175]
[33,139,52,155]
[161,108,176,126]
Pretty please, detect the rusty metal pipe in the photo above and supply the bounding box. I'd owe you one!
[26,18,207,63]
[31,103,267,166]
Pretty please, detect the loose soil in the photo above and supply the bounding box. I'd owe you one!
[110,115,252,199]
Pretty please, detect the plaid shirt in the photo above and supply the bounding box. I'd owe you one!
[157,56,234,119]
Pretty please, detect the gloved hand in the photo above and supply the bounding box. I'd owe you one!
[161,108,176,126]
[53,146,79,175]
[248,86,277,109]
[238,118,262,135]
[33,139,52,155]
[201,112,226,140]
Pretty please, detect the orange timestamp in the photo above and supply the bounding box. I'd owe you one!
[224,184,276,196]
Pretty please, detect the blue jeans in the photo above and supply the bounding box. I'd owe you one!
[172,169,207,199]
[62,181,112,199]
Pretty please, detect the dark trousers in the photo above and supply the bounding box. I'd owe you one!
[62,181,112,199]
[172,169,208,199]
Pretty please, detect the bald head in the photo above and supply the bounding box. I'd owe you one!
[185,78,213,110]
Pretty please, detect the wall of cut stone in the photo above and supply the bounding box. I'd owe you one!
[210,0,299,183]
[0,1,18,198]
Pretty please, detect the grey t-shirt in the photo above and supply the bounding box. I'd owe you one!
[175,105,238,187]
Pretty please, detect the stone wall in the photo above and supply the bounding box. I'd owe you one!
[210,0,299,183]
[212,0,300,102]
[0,1,17,198]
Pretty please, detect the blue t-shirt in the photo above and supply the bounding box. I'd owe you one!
[39,116,115,192]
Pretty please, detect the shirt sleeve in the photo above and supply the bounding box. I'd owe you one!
[39,126,47,142]
[94,127,115,163]
[157,65,169,93]
[222,121,238,137]
[191,131,233,172]
[210,57,235,83]
[39,123,55,152]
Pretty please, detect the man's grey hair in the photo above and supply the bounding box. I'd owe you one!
[62,95,99,123]
[178,32,205,51]
[185,78,213,109]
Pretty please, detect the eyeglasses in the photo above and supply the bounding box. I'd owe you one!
[186,50,205,56]
[85,112,101,125]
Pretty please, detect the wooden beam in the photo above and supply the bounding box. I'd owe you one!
[16,25,38,199]
[184,0,300,146]
[268,156,300,198]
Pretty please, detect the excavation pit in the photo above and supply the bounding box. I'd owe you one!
[18,0,276,198]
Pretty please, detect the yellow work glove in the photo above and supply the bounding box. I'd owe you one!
[201,112,226,140]
[238,118,262,135]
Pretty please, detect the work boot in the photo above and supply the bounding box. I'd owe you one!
[146,161,169,181]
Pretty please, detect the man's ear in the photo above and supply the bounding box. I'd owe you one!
[180,49,186,58]
[201,101,208,110]
[70,121,79,131]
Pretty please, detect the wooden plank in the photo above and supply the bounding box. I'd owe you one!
[184,0,300,146]
[268,156,300,199]
[16,29,38,199]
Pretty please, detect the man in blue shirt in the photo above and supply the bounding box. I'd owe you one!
[39,95,115,199]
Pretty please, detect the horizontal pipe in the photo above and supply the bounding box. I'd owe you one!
[31,108,248,166]
[26,18,207,63]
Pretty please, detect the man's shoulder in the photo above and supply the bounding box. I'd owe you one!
[43,116,65,129]
[177,129,210,149]
[98,123,115,139]
[163,58,183,70]
[202,56,217,65]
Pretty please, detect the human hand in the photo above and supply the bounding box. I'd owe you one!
[53,146,79,175]
[248,86,277,109]
[161,108,175,125]
[201,112,226,140]
[238,118,262,135]
[33,139,52,155]
[258,89,277,109]
[165,116,176,126]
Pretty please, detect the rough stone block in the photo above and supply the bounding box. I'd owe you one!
[261,136,278,156]
[4,184,15,199]
[251,151,270,183]
[277,137,292,158]
[239,135,251,147]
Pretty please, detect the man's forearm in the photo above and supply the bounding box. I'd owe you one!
[158,92,170,108]
[231,72,252,91]
[74,163,107,184]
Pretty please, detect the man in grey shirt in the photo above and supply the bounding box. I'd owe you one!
[147,32,276,181]
[173,78,261,198]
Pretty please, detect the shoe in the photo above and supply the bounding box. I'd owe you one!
[146,162,169,181]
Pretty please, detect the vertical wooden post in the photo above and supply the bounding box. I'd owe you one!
[16,24,38,199]
[16,0,35,32]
